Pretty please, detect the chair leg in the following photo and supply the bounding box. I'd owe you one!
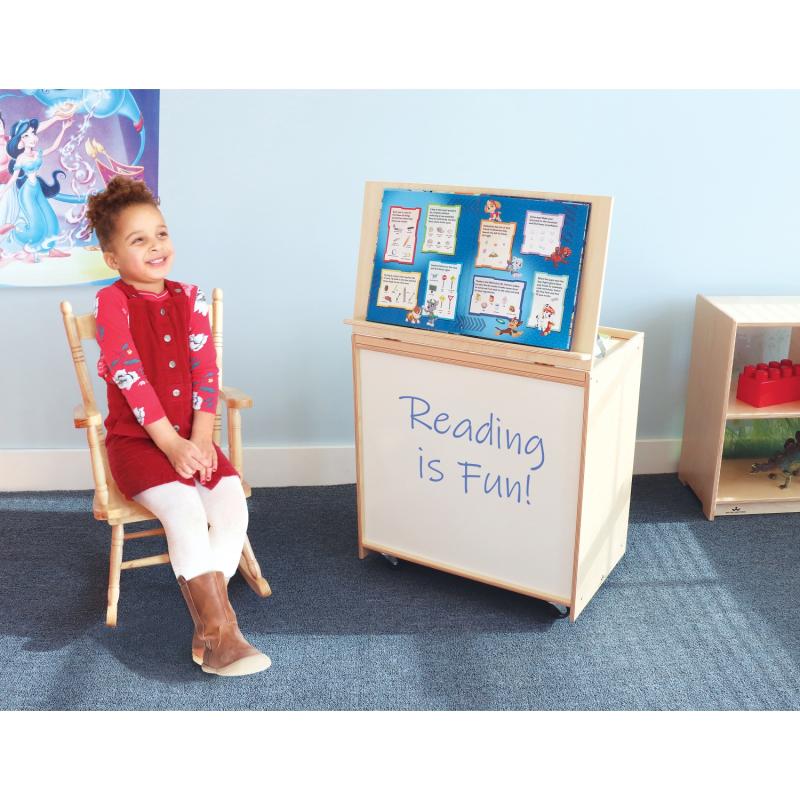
[106,523,124,627]
[238,534,271,597]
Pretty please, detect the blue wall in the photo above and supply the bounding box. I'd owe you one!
[3,91,799,448]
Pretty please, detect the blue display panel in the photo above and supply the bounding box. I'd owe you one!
[366,189,591,351]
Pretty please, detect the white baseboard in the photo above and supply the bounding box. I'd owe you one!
[633,438,682,475]
[0,446,357,492]
[0,439,681,491]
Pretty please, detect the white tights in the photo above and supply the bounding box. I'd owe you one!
[133,476,248,581]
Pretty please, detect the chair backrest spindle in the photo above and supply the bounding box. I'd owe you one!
[60,301,111,513]
[60,301,99,413]
[211,288,224,447]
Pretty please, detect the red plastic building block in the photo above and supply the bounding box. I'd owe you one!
[736,358,800,407]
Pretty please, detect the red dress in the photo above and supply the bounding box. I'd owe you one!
[95,278,239,500]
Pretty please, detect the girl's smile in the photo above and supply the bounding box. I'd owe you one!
[103,202,175,292]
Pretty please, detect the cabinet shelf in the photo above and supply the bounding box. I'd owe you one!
[714,458,800,516]
[717,458,800,503]
[726,385,800,420]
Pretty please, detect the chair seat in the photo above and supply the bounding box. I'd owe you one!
[94,479,253,525]
[94,484,154,525]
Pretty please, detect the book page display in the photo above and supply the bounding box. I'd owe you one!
[366,189,591,351]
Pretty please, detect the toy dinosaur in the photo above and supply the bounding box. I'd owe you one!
[750,433,800,489]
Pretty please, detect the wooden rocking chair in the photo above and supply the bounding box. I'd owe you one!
[60,288,271,627]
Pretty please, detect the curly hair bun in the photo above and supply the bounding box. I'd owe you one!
[85,177,160,251]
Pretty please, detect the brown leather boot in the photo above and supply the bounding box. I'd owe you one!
[178,571,271,676]
[189,574,231,665]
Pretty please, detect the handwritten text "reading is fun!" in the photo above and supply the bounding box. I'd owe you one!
[398,395,545,505]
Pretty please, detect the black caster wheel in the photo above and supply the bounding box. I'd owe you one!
[550,603,569,618]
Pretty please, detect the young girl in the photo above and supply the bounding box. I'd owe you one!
[86,176,270,677]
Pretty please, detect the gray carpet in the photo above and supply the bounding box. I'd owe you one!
[1,475,798,710]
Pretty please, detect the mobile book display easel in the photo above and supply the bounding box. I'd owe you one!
[346,181,643,620]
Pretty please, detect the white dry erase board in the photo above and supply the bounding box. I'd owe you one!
[358,347,584,601]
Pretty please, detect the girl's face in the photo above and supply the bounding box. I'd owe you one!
[20,128,38,149]
[103,203,174,292]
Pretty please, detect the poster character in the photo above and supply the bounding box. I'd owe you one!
[536,303,556,336]
[504,256,522,277]
[546,246,572,267]
[484,199,502,221]
[424,297,438,327]
[5,116,75,262]
[405,305,422,324]
[495,317,523,337]
[0,113,19,259]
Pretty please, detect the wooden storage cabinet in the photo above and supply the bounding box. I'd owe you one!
[679,295,800,519]
[351,327,643,620]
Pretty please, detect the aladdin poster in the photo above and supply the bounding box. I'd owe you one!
[0,89,160,287]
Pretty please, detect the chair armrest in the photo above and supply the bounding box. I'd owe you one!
[220,385,253,409]
[74,402,103,429]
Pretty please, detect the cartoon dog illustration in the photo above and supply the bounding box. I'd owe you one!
[546,246,572,267]
[405,305,422,324]
[504,256,523,277]
[424,297,439,327]
[495,317,523,337]
[536,304,556,335]
[484,199,502,221]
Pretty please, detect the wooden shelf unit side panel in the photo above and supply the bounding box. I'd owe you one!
[678,296,738,520]
[351,180,612,360]
[571,331,644,621]
[352,336,368,559]
[789,328,800,363]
